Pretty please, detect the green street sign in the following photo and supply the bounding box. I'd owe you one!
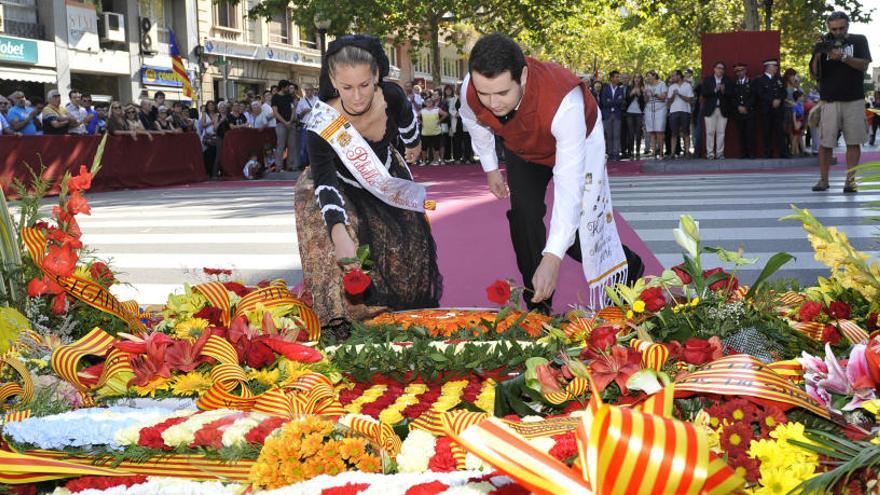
[0,36,38,65]
[213,56,229,66]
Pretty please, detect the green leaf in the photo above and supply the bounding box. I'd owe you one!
[745,252,795,299]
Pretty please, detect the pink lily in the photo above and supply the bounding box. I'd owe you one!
[843,344,877,411]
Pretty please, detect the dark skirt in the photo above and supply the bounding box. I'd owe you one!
[294,152,443,328]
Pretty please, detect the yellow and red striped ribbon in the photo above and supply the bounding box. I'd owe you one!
[0,354,33,406]
[544,376,590,405]
[674,354,829,418]
[630,339,670,371]
[766,359,804,383]
[22,227,145,333]
[49,327,118,405]
[193,281,232,327]
[0,448,133,484]
[792,320,825,340]
[232,284,321,341]
[0,409,31,425]
[346,415,402,457]
[839,319,869,344]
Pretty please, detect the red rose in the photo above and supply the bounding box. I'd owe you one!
[822,324,842,346]
[405,481,450,495]
[681,337,722,365]
[868,313,879,331]
[27,277,49,297]
[51,293,68,315]
[638,287,666,312]
[66,190,91,216]
[194,306,224,327]
[584,326,618,353]
[245,337,277,369]
[826,301,852,320]
[343,269,372,296]
[703,268,739,292]
[89,262,116,287]
[427,437,458,472]
[672,263,692,284]
[798,301,823,323]
[485,279,511,305]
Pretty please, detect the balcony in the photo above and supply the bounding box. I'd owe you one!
[2,19,45,40]
[211,25,242,42]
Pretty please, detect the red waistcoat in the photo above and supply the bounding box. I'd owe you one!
[466,57,599,167]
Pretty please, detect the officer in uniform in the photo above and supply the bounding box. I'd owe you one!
[752,58,789,158]
[731,63,757,159]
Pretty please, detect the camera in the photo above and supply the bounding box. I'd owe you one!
[814,33,845,54]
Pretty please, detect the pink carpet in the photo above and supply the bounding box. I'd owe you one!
[413,164,662,313]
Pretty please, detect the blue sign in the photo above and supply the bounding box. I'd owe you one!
[141,66,183,87]
[0,36,38,65]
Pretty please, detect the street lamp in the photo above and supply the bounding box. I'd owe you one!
[314,14,331,58]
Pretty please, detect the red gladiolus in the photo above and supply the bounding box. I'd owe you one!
[51,293,67,315]
[638,287,666,312]
[324,484,372,495]
[47,228,83,249]
[822,324,842,346]
[66,190,91,216]
[798,301,823,323]
[826,301,852,321]
[27,277,49,297]
[43,243,77,277]
[672,263,692,284]
[343,269,372,296]
[52,205,73,223]
[67,165,93,192]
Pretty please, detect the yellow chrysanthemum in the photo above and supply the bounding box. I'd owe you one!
[132,376,172,397]
[249,367,281,387]
[171,371,213,396]
[753,466,801,495]
[173,318,211,340]
[632,300,646,313]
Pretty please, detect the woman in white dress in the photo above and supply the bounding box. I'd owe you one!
[642,70,668,159]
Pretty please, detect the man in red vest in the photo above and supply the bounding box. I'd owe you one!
[460,33,639,312]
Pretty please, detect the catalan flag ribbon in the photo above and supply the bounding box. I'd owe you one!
[169,29,193,99]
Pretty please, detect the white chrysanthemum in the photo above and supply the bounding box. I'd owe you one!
[528,437,556,454]
[441,482,495,494]
[520,415,543,423]
[221,413,268,448]
[396,429,437,473]
[464,452,493,472]
[161,409,230,448]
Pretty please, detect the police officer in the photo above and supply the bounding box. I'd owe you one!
[731,63,757,159]
[752,58,788,159]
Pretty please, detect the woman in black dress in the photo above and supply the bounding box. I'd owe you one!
[294,35,442,330]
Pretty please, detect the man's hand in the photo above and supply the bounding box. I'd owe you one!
[738,105,747,114]
[404,143,422,163]
[531,253,562,303]
[829,48,844,61]
[772,99,781,108]
[486,169,509,199]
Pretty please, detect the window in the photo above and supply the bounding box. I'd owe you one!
[269,11,291,44]
[413,50,431,74]
[385,44,398,67]
[298,24,317,48]
[215,2,238,29]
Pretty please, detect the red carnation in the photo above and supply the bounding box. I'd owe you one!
[798,301,823,323]
[67,165,93,193]
[485,279,511,305]
[822,324,842,346]
[65,475,147,493]
[703,267,739,292]
[66,190,91,216]
[427,437,458,472]
[203,267,233,276]
[405,481,450,495]
[344,269,372,296]
[672,263,692,284]
[548,432,578,461]
[27,277,49,297]
[826,301,852,320]
[223,281,251,297]
[720,422,753,456]
[638,287,666,312]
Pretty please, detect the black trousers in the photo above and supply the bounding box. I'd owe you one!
[734,114,756,158]
[504,144,644,313]
[760,107,787,158]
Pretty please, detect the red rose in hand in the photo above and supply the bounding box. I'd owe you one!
[822,324,842,346]
[67,165,93,192]
[798,301,823,323]
[638,287,666,312]
[672,263,692,284]
[43,243,77,278]
[27,277,49,297]
[826,301,852,321]
[703,267,739,292]
[66,190,91,216]
[681,337,722,365]
[485,279,511,305]
[344,269,372,296]
[585,326,618,353]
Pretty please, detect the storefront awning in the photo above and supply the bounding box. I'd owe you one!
[0,66,57,84]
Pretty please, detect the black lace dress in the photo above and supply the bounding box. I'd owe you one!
[294,82,442,329]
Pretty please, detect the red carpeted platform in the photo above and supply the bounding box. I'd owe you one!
[412,164,662,313]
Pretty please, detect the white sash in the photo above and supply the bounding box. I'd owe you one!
[308,100,430,213]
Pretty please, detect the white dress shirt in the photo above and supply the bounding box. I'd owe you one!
[261,102,276,127]
[296,96,318,124]
[459,74,592,259]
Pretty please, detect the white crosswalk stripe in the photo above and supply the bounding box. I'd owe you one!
[610,169,880,286]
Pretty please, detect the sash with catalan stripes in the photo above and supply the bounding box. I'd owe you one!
[307,100,432,212]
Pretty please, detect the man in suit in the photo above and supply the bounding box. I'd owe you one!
[752,58,788,159]
[700,61,733,159]
[599,70,627,160]
[731,63,757,159]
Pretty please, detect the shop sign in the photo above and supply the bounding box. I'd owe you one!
[142,66,183,87]
[0,36,38,65]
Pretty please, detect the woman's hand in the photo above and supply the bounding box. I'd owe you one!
[331,224,358,269]
[404,144,422,163]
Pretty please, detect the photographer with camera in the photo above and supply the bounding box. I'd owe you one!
[809,11,871,193]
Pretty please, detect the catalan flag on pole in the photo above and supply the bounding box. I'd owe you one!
[169,29,194,99]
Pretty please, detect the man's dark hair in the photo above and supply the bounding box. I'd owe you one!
[713,61,726,69]
[68,89,80,98]
[609,70,620,78]
[31,97,43,106]
[468,33,527,83]
[828,11,849,23]
[672,69,683,78]
[793,90,804,100]
[155,91,166,98]
[81,92,92,99]
[278,80,291,89]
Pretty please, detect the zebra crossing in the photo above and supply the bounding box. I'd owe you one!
[609,169,880,286]
[22,166,880,305]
